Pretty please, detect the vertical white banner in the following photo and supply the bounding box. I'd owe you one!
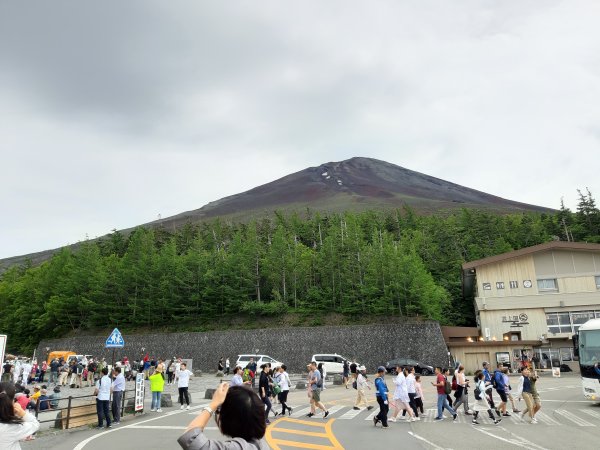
[135,372,145,411]
[0,335,6,376]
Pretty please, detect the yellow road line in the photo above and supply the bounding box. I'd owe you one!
[274,417,329,428]
[266,418,343,450]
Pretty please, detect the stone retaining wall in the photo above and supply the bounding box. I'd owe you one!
[37,322,449,373]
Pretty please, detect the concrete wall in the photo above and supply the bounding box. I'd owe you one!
[36,322,449,373]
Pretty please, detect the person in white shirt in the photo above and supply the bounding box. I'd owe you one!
[353,365,373,411]
[111,367,126,424]
[95,367,112,429]
[176,363,193,410]
[274,365,293,416]
[390,366,416,422]
[21,361,32,386]
[0,381,40,450]
[225,358,230,375]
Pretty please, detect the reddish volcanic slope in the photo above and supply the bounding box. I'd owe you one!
[156,157,552,227]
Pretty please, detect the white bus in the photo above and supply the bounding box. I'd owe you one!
[575,318,600,402]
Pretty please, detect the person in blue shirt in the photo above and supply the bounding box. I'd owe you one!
[373,366,389,429]
[493,363,509,416]
[481,362,496,411]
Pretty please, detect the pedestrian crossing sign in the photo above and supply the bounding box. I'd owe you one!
[105,328,125,348]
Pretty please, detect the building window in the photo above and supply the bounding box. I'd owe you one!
[596,275,600,289]
[537,278,558,292]
[571,311,595,332]
[546,312,571,334]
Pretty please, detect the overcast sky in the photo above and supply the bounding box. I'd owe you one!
[1,0,599,259]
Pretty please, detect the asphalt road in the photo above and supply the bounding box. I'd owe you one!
[23,373,600,450]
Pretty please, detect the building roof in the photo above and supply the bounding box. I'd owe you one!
[462,241,600,271]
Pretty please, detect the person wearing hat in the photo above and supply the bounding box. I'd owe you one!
[373,366,389,428]
[150,365,165,412]
[30,386,41,402]
[353,366,373,411]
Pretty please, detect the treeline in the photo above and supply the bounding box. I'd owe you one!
[2,189,599,353]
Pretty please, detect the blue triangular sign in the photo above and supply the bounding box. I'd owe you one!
[105,328,125,348]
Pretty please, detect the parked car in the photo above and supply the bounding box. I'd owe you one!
[384,358,434,376]
[311,354,356,375]
[235,354,283,371]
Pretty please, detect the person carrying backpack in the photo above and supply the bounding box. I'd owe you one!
[493,363,509,416]
[307,361,329,418]
[471,371,501,425]
[432,367,457,421]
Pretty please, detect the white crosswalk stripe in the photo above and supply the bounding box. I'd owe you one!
[555,409,595,426]
[364,409,379,421]
[325,405,345,416]
[281,404,597,428]
[535,412,560,426]
[291,406,312,417]
[579,409,600,420]
[339,407,365,419]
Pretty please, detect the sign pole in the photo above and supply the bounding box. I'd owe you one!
[0,335,7,377]
[112,348,116,372]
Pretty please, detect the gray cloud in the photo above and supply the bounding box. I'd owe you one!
[1,0,599,258]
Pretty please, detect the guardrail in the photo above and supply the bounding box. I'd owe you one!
[33,388,138,429]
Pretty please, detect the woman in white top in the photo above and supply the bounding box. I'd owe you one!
[390,367,415,422]
[274,365,292,416]
[176,363,194,410]
[353,366,373,410]
[403,367,420,419]
[452,365,471,414]
[0,382,40,450]
[471,372,500,425]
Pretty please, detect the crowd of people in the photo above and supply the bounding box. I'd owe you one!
[1,352,547,449]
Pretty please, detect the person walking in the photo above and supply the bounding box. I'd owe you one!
[176,363,193,410]
[503,367,520,413]
[225,358,230,376]
[414,375,425,415]
[21,361,32,387]
[353,365,373,411]
[405,366,419,419]
[373,366,389,428]
[390,366,415,422]
[343,360,350,388]
[259,364,275,424]
[246,358,257,388]
[493,363,509,416]
[307,361,329,418]
[111,367,126,424]
[2,361,13,383]
[274,365,292,416]
[452,365,471,415]
[482,361,496,410]
[48,359,59,385]
[471,372,501,425]
[432,367,457,421]
[516,367,536,423]
[94,367,112,429]
[150,367,165,412]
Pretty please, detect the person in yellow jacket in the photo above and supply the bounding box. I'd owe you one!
[149,367,165,412]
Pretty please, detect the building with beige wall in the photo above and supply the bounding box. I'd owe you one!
[459,241,600,372]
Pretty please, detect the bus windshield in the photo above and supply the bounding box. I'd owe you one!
[579,329,600,365]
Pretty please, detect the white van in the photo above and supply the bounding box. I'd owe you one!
[311,354,355,374]
[235,354,283,371]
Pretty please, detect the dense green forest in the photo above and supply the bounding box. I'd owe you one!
[2,189,599,353]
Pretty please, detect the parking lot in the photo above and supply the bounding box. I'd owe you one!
[24,372,600,450]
